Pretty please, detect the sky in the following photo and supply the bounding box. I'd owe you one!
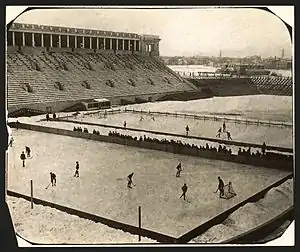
[7,7,293,58]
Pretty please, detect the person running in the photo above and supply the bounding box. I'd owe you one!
[180,183,188,200]
[223,121,226,132]
[176,162,182,177]
[127,172,134,188]
[50,172,56,186]
[216,127,222,138]
[124,121,127,129]
[74,161,79,177]
[25,146,31,157]
[20,151,26,167]
[215,176,225,198]
[152,116,155,121]
[186,125,190,136]
[227,131,232,140]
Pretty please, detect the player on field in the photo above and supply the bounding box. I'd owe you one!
[74,161,79,177]
[216,127,222,138]
[176,162,182,177]
[180,183,188,200]
[127,172,134,188]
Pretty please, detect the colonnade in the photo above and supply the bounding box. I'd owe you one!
[7,31,141,51]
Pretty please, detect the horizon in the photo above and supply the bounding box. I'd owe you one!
[8,7,292,58]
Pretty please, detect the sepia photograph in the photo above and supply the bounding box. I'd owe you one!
[4,6,294,246]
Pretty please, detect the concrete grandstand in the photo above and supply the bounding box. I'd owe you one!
[7,22,197,116]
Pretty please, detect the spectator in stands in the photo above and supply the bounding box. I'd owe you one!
[247,147,251,155]
[20,151,26,167]
[186,125,190,136]
[46,113,49,122]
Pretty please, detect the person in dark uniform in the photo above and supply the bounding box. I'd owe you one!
[46,113,50,122]
[124,121,127,129]
[262,142,267,155]
[180,183,188,200]
[216,127,222,138]
[127,172,134,188]
[227,131,232,140]
[25,146,31,157]
[74,161,79,177]
[20,151,26,167]
[176,162,182,177]
[186,125,190,136]
[50,172,56,186]
[53,113,57,119]
[223,121,226,132]
[216,176,225,198]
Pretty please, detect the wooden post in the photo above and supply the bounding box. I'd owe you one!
[30,180,33,209]
[138,206,141,242]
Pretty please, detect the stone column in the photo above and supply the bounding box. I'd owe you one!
[103,38,106,49]
[116,39,118,51]
[75,36,77,48]
[67,35,69,48]
[110,38,112,50]
[50,34,53,47]
[41,33,44,47]
[12,31,15,46]
[90,37,92,49]
[82,36,84,48]
[96,37,99,49]
[22,32,25,46]
[122,39,124,51]
[31,33,35,47]
[58,35,61,48]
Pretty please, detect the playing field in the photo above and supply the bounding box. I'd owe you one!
[69,111,293,148]
[8,128,290,238]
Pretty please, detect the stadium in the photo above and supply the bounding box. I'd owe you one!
[5,9,294,245]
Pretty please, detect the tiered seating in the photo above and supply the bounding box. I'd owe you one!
[250,76,292,96]
[7,50,197,109]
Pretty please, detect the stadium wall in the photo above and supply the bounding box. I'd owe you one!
[8,122,293,172]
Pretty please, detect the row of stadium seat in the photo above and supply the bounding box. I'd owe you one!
[7,50,196,107]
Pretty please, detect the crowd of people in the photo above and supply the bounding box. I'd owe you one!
[106,130,291,162]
